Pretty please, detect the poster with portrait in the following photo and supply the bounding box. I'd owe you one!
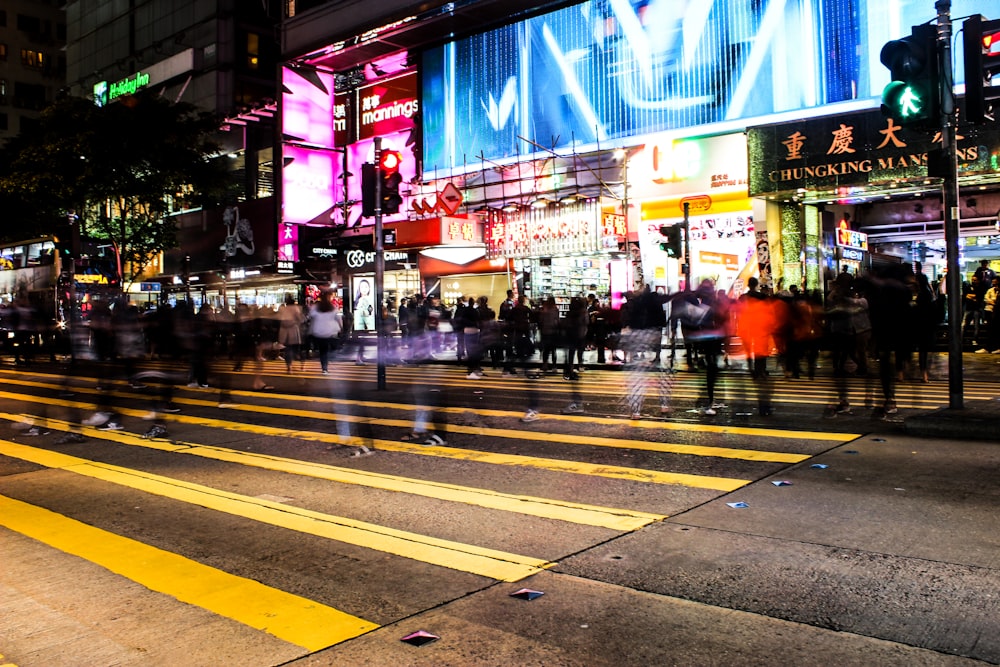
[755,230,773,289]
[352,275,375,332]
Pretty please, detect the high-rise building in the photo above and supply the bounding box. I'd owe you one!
[0,1,67,143]
[65,0,282,200]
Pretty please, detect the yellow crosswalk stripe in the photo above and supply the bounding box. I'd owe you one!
[0,440,553,582]
[0,390,756,490]
[0,380,830,461]
[3,412,666,531]
[0,493,378,651]
[95,411,752,491]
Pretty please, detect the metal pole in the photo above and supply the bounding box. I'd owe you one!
[936,0,963,408]
[682,202,692,290]
[374,137,387,389]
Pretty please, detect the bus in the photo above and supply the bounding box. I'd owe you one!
[0,235,122,354]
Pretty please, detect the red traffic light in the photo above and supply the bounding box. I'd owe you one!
[379,150,401,174]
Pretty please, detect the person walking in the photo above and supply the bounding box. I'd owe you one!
[277,294,305,373]
[538,296,561,373]
[622,285,673,419]
[308,289,343,374]
[686,280,729,415]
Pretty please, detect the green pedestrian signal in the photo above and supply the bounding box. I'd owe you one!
[659,224,683,258]
[879,24,940,128]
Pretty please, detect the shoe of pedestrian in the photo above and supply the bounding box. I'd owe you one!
[141,411,158,421]
[129,382,148,389]
[992,350,1000,354]
[143,425,168,439]
[975,348,989,354]
[884,400,898,415]
[423,433,446,446]
[521,409,540,423]
[56,432,87,444]
[703,407,717,416]
[401,432,427,442]
[835,402,853,415]
[218,402,237,409]
[322,369,329,374]
[12,418,34,431]
[83,411,112,427]
[161,405,181,413]
[562,403,584,414]
[467,372,483,379]
[98,421,123,431]
[630,412,642,420]
[186,382,199,388]
[24,426,49,436]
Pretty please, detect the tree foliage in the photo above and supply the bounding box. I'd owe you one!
[0,92,235,286]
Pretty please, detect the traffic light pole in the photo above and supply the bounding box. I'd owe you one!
[936,0,963,409]
[682,202,692,291]
[374,137,387,389]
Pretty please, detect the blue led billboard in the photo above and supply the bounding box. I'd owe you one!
[422,0,991,177]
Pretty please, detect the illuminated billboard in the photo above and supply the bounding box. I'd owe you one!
[281,63,417,226]
[422,0,992,176]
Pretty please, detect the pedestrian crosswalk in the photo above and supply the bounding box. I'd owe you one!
[0,364,928,663]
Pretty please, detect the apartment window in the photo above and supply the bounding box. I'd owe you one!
[20,49,44,69]
[0,114,7,132]
[0,79,6,97]
[16,14,41,34]
[0,43,7,61]
[247,33,260,70]
[0,11,6,28]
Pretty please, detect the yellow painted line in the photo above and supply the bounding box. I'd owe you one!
[85,412,750,491]
[8,413,665,532]
[0,440,552,582]
[0,398,753,492]
[0,386,825,464]
[0,373,861,445]
[0,493,377,651]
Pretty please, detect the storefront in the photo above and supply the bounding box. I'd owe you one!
[747,107,1000,291]
[631,133,762,296]
[160,198,297,310]
[483,201,631,313]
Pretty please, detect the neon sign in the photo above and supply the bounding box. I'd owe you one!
[836,220,868,251]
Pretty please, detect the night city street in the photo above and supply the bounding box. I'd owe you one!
[1,350,1000,666]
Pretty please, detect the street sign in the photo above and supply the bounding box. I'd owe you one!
[139,282,161,292]
[438,182,463,216]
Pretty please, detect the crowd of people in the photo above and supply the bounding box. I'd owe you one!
[2,256,985,431]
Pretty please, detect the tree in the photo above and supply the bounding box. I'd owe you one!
[0,92,235,287]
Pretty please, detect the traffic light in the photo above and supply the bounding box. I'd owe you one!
[361,163,377,218]
[962,14,1000,124]
[659,224,683,258]
[379,149,403,215]
[880,24,940,128]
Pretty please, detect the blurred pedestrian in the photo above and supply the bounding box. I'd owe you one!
[278,294,304,373]
[308,289,343,374]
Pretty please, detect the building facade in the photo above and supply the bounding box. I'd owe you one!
[63,0,288,307]
[0,0,66,143]
[277,0,1000,316]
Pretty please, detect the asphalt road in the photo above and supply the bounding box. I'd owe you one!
[0,355,998,666]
